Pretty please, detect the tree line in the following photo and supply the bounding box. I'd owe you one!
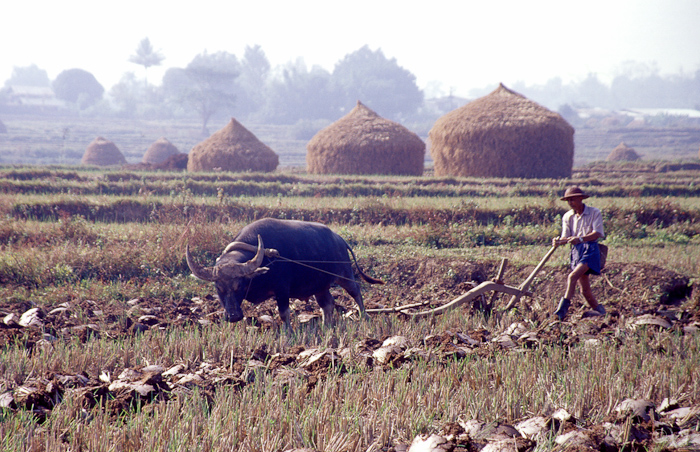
[2,39,700,131]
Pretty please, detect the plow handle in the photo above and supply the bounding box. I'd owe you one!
[503,245,558,310]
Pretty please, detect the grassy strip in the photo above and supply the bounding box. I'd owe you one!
[3,177,700,198]
[5,196,700,235]
[3,167,700,198]
[2,215,698,290]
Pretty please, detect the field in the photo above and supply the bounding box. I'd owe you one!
[1,117,700,451]
[1,167,699,451]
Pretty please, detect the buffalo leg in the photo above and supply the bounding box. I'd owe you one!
[276,292,292,328]
[337,279,367,318]
[315,290,336,326]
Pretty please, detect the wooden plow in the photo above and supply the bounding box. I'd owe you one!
[368,246,558,318]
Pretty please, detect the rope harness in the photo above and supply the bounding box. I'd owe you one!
[267,255,359,283]
[222,244,365,284]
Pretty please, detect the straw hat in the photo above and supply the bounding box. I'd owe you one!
[560,186,590,201]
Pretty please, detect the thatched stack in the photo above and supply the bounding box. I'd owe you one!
[81,137,126,166]
[187,119,278,173]
[143,137,180,164]
[429,83,575,178]
[157,153,188,171]
[306,101,425,175]
[607,142,641,162]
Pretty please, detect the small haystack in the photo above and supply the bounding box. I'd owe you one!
[306,101,425,176]
[81,137,126,166]
[607,142,641,162]
[157,153,188,171]
[122,153,188,172]
[429,83,574,178]
[187,118,278,172]
[143,137,180,164]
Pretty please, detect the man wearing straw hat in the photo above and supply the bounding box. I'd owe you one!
[551,186,606,320]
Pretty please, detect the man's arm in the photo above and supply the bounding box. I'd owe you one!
[570,231,602,245]
[552,211,573,247]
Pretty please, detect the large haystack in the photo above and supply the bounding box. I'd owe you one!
[187,118,278,172]
[81,137,126,166]
[429,83,574,178]
[306,101,425,176]
[143,137,180,164]
[607,142,640,162]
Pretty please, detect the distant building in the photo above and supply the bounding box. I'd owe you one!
[621,108,700,119]
[1,85,66,113]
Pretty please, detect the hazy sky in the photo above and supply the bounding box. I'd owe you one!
[3,0,699,98]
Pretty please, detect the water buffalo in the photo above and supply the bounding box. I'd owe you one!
[186,218,383,326]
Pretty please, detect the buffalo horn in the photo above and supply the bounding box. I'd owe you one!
[220,235,266,276]
[186,244,218,281]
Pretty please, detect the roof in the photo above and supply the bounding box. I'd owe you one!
[4,85,66,108]
[622,108,700,119]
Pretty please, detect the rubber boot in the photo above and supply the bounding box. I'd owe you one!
[554,298,570,321]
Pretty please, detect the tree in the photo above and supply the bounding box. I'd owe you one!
[4,64,50,87]
[109,72,164,117]
[557,104,580,124]
[332,45,423,120]
[163,51,240,133]
[109,72,140,116]
[53,68,104,109]
[129,38,164,85]
[261,58,339,124]
[575,73,611,109]
[236,45,271,118]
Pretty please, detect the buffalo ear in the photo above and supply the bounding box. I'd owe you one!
[246,267,269,279]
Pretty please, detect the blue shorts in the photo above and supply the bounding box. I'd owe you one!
[570,242,601,275]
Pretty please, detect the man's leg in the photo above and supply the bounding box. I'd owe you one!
[565,263,590,300]
[555,263,590,320]
[579,274,605,314]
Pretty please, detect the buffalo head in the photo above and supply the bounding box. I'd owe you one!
[186,235,268,322]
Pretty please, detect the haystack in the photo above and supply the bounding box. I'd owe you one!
[81,137,126,166]
[143,137,180,164]
[156,153,188,171]
[306,101,425,175]
[428,83,574,178]
[187,118,278,172]
[607,142,640,162]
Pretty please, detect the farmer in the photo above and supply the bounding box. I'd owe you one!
[551,186,606,320]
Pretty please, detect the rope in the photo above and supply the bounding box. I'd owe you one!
[282,259,352,264]
[269,255,358,283]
